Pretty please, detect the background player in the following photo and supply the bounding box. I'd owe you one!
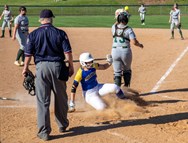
[12,6,29,66]
[169,3,184,40]
[0,5,14,38]
[111,12,143,88]
[138,4,146,25]
[69,52,127,111]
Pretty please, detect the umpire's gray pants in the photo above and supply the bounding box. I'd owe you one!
[35,61,69,135]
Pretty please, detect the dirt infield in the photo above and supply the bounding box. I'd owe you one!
[0,28,188,143]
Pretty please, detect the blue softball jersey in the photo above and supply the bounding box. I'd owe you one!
[73,63,99,91]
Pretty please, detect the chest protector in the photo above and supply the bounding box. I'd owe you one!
[113,24,130,42]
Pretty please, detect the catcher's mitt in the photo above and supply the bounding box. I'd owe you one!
[23,71,35,96]
[176,22,181,28]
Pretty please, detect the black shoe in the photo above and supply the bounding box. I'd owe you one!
[37,133,50,141]
[0,35,4,38]
[59,127,67,133]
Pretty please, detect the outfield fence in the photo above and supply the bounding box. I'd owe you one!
[0,5,188,16]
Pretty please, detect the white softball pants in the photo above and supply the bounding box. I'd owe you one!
[83,83,121,110]
[16,30,28,50]
[1,20,11,30]
[170,19,180,31]
[140,13,145,20]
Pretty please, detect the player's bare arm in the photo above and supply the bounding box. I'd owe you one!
[131,39,143,48]
[22,56,32,77]
[12,24,19,40]
[69,80,79,112]
[97,63,111,70]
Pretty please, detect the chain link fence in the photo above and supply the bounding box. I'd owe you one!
[0,5,188,16]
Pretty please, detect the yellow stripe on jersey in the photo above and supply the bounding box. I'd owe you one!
[74,68,82,82]
[74,63,98,82]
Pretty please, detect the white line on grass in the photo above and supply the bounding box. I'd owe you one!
[150,46,188,99]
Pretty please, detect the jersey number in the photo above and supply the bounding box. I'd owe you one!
[114,37,125,43]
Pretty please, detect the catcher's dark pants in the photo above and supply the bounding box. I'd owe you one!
[35,61,69,136]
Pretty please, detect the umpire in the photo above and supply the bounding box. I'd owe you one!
[22,9,74,141]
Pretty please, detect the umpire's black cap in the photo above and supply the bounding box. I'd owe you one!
[40,9,55,18]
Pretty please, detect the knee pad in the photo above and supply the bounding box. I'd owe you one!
[123,70,132,87]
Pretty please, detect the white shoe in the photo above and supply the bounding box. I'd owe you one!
[20,61,24,66]
[142,23,145,25]
[14,61,20,66]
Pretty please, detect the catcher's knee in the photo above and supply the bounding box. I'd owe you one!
[90,101,106,110]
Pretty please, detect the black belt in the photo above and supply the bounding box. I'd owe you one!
[113,46,129,48]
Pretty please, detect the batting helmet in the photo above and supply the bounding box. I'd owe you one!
[79,52,94,68]
[117,12,129,24]
[124,6,129,11]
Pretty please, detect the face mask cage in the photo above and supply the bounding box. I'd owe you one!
[81,61,93,68]
[85,61,93,68]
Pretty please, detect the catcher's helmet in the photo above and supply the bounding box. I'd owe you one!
[117,12,129,24]
[79,52,94,68]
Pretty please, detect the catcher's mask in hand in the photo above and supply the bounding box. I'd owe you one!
[23,71,35,96]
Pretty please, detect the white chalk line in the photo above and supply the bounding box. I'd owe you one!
[150,46,188,100]
[0,105,36,108]
[107,130,143,143]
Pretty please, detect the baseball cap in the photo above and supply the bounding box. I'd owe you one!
[40,9,55,18]
[4,5,9,8]
[19,6,26,12]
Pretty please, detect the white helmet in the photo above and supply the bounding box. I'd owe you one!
[115,8,124,19]
[79,52,94,67]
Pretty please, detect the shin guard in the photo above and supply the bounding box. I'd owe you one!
[123,70,132,87]
[114,76,122,87]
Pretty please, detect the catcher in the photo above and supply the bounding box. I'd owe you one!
[169,3,184,40]
[0,5,14,38]
[69,52,141,112]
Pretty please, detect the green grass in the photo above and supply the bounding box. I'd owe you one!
[0,0,187,29]
[0,0,187,5]
[18,15,188,29]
